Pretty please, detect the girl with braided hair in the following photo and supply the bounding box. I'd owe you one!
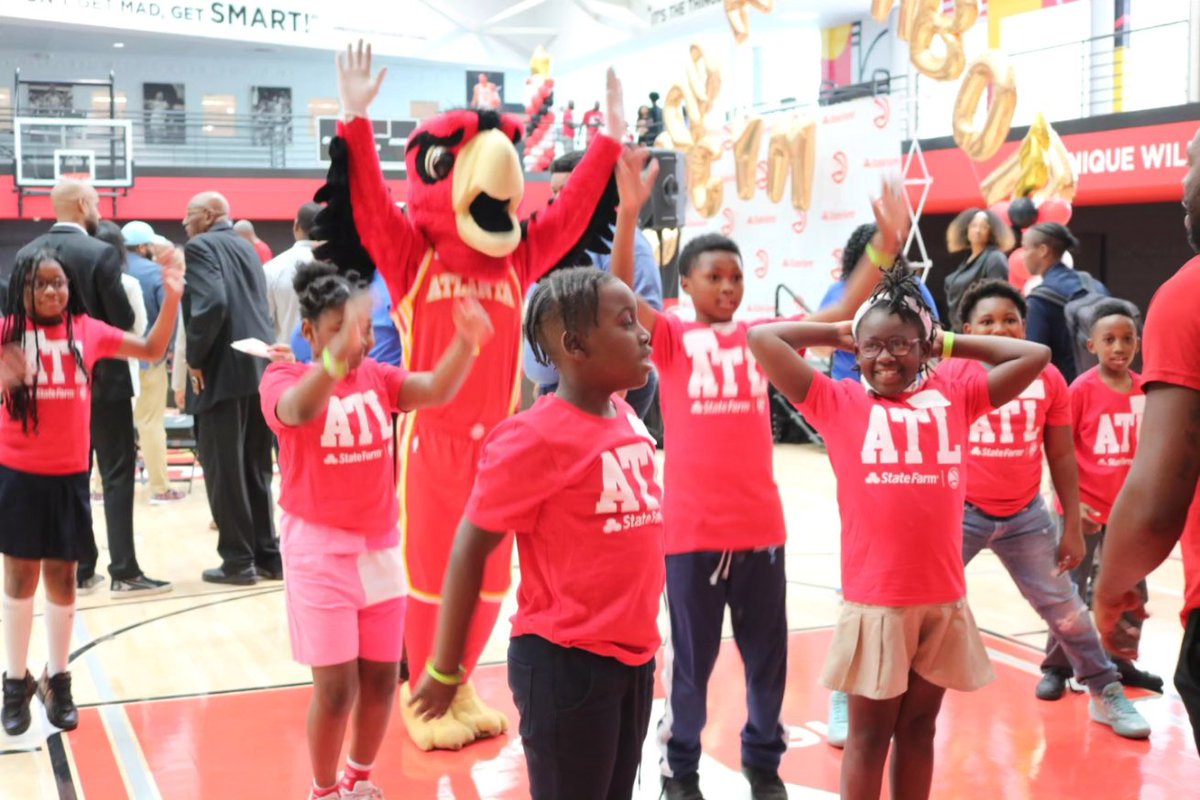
[258,261,492,800]
[1,246,182,738]
[410,266,663,800]
[748,264,1049,800]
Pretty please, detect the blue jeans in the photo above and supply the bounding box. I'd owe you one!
[962,496,1120,693]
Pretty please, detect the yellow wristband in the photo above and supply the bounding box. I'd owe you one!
[322,348,348,379]
[865,242,894,271]
[941,330,955,359]
[425,661,466,686]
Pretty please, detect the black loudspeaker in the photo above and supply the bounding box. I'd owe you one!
[639,149,687,230]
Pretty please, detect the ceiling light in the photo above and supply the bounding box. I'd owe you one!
[113,42,125,48]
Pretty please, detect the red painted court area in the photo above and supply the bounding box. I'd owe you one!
[66,629,1198,799]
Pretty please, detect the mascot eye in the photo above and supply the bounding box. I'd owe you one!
[425,147,455,181]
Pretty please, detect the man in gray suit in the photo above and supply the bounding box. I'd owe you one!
[181,192,280,584]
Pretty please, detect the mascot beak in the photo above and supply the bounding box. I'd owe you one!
[451,128,525,258]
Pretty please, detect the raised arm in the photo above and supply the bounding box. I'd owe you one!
[748,321,854,404]
[610,146,661,334]
[397,297,493,409]
[945,332,1050,407]
[408,519,507,719]
[272,292,371,426]
[114,245,183,363]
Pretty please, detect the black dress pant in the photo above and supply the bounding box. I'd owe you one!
[1176,609,1200,754]
[79,398,140,581]
[508,634,654,800]
[196,395,279,573]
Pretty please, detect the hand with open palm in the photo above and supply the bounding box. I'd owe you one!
[337,40,388,119]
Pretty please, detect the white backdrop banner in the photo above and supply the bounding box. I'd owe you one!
[677,94,902,320]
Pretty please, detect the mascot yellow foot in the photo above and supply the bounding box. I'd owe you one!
[450,680,510,738]
[399,683,476,751]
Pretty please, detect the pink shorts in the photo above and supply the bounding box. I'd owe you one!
[281,513,407,667]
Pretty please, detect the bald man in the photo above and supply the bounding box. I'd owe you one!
[13,180,171,596]
[233,219,273,265]
[181,192,280,584]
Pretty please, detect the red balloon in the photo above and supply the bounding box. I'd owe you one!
[1038,198,1072,225]
[989,201,1011,228]
[1008,247,1030,293]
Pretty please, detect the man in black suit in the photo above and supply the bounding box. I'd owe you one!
[181,192,281,584]
[14,180,171,596]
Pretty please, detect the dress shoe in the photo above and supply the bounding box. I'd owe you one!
[1036,668,1070,701]
[255,563,284,581]
[201,566,258,585]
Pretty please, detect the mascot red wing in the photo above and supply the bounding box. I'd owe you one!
[313,100,621,750]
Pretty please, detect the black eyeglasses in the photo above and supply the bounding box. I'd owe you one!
[859,336,922,359]
[32,277,68,292]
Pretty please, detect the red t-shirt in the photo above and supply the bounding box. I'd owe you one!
[939,359,1071,517]
[465,394,664,666]
[0,315,124,475]
[1069,366,1144,524]
[260,359,408,541]
[1140,255,1200,623]
[652,313,786,553]
[797,368,992,606]
[253,239,273,266]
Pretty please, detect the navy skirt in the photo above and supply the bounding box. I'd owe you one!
[0,464,91,561]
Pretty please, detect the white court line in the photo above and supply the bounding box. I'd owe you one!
[73,614,162,800]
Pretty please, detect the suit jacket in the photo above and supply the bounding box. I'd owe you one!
[182,220,273,413]
[13,224,136,401]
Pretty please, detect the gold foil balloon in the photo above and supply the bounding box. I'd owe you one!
[662,84,693,147]
[908,0,978,81]
[1013,113,1052,198]
[766,119,816,210]
[733,117,765,200]
[657,44,725,218]
[979,113,1077,205]
[725,0,774,44]
[684,44,721,118]
[529,45,551,77]
[953,51,1017,161]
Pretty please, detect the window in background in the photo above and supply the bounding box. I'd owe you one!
[0,88,11,134]
[1125,0,1190,113]
[202,94,236,137]
[90,89,128,118]
[308,96,338,136]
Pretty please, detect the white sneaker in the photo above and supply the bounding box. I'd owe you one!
[1089,681,1151,739]
[340,779,384,799]
[827,690,848,748]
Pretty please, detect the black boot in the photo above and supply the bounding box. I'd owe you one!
[37,669,78,731]
[743,765,787,800]
[2,671,36,736]
[661,772,705,800]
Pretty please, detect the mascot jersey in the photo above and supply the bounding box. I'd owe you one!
[325,111,621,680]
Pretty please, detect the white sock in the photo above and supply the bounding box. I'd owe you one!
[3,594,34,680]
[44,600,74,676]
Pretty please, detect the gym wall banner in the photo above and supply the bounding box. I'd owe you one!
[679,95,902,320]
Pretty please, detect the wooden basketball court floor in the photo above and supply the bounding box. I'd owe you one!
[3,444,1197,799]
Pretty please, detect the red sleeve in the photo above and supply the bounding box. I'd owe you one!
[947,359,993,422]
[259,362,306,433]
[79,315,126,363]
[515,134,622,287]
[796,370,842,429]
[374,361,410,413]
[1044,366,1072,426]
[1142,263,1200,392]
[465,416,558,534]
[340,117,427,298]
[649,310,676,370]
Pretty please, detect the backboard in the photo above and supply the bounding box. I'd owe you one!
[317,117,415,171]
[14,117,133,188]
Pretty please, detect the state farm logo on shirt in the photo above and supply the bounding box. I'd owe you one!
[859,397,961,488]
[968,379,1043,458]
[319,390,394,466]
[595,414,662,534]
[23,332,87,401]
[683,326,768,416]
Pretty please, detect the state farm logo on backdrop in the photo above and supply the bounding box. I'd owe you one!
[721,208,735,236]
[874,96,890,129]
[781,257,815,269]
[755,249,769,279]
[864,156,902,170]
[832,151,849,183]
[747,214,778,226]
[822,109,856,126]
[821,210,856,222]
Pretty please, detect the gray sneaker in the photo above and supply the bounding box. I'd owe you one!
[110,575,173,597]
[827,690,848,748]
[76,574,105,595]
[1089,681,1151,739]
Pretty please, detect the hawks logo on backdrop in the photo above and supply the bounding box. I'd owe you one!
[319,390,393,466]
[682,327,769,416]
[873,96,891,129]
[721,208,736,236]
[24,332,87,401]
[832,151,849,184]
[595,414,660,534]
[755,250,769,279]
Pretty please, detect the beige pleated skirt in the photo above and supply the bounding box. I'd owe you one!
[821,598,995,700]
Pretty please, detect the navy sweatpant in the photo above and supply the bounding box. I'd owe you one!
[658,548,788,778]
